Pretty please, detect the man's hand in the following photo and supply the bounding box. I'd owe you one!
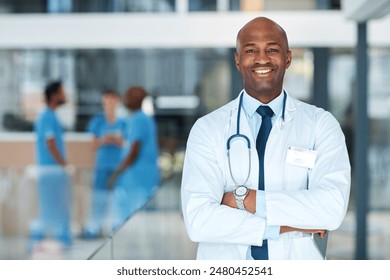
[221,191,327,238]
[103,134,123,146]
[280,226,327,238]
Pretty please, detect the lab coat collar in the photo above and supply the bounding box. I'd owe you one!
[233,89,297,131]
[241,90,284,120]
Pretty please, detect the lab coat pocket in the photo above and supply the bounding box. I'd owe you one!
[284,146,316,189]
[285,164,309,190]
[288,235,323,260]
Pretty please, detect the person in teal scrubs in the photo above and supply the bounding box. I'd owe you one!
[82,90,125,238]
[108,86,160,230]
[31,80,72,247]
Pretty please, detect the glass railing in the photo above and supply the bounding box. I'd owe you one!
[0,164,94,259]
[0,149,196,260]
[0,164,157,259]
[87,150,197,260]
[2,156,390,260]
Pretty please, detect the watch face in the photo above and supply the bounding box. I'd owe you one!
[235,186,248,196]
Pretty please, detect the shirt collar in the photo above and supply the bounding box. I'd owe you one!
[241,90,284,118]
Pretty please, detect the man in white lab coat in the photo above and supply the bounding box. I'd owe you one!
[181,17,351,260]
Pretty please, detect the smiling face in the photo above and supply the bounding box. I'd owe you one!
[234,17,292,103]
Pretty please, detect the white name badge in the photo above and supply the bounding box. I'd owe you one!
[286,146,317,169]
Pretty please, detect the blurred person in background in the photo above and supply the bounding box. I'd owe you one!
[30,80,73,248]
[81,90,125,239]
[108,86,160,230]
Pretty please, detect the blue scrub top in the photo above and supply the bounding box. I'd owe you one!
[111,110,160,226]
[120,110,160,188]
[87,113,125,169]
[35,108,65,165]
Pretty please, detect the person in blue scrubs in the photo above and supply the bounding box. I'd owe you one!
[81,90,125,238]
[31,80,72,247]
[108,86,160,230]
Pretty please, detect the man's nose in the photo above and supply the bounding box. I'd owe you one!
[254,50,271,64]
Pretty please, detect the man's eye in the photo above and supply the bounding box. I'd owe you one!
[245,49,256,53]
[268,48,278,52]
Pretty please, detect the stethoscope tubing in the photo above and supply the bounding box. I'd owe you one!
[226,90,287,187]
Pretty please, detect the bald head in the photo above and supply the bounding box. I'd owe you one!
[124,86,147,111]
[236,17,289,52]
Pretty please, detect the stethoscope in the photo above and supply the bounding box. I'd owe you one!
[226,90,287,186]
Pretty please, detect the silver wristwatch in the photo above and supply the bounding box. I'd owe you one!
[233,186,249,210]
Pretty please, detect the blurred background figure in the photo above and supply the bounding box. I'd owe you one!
[81,90,125,239]
[108,86,160,230]
[30,80,73,248]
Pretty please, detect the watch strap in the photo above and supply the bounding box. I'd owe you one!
[236,197,246,210]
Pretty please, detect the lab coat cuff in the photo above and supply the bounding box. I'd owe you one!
[255,191,266,218]
[263,225,280,240]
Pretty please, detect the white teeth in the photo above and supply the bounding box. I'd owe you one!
[255,69,272,74]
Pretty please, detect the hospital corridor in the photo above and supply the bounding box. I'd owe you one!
[1,0,390,262]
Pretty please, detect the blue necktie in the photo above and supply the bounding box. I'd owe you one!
[251,105,274,260]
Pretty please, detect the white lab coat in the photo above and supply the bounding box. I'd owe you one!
[181,92,351,260]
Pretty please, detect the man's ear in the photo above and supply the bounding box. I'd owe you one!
[285,50,292,69]
[234,52,240,72]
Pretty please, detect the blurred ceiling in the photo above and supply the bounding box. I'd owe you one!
[342,0,390,21]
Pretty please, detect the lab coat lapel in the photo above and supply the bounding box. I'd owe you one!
[264,92,298,191]
[281,91,297,127]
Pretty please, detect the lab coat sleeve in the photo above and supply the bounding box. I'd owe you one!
[181,117,266,246]
[265,111,351,230]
